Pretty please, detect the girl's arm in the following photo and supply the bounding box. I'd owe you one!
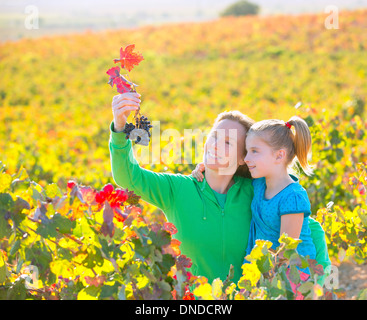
[279,190,331,283]
[281,212,332,282]
[280,213,304,239]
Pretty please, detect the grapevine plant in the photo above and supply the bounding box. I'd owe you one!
[1,42,367,299]
[1,161,367,299]
[0,165,195,300]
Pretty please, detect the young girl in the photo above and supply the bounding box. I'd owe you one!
[243,116,316,275]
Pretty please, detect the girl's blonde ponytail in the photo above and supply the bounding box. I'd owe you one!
[287,116,313,176]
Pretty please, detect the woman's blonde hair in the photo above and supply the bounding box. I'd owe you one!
[247,116,313,176]
[213,110,255,178]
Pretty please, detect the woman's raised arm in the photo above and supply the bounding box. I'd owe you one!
[109,93,184,213]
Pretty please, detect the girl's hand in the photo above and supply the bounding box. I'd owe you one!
[191,162,205,182]
[112,92,141,132]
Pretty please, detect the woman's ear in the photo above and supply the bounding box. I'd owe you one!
[237,153,245,166]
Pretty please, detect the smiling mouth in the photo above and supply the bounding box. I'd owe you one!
[207,150,223,160]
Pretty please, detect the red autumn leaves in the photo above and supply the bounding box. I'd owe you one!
[63,180,195,299]
[66,180,136,226]
[95,183,128,208]
[113,44,144,72]
[95,183,132,234]
[106,44,144,94]
[106,66,132,94]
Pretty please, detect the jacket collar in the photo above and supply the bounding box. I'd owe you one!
[192,172,242,198]
[190,172,243,220]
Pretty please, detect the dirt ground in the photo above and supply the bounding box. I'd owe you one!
[336,260,367,299]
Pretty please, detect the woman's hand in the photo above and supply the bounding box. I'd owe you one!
[191,162,205,181]
[112,92,141,132]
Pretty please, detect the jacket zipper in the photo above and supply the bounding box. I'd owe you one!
[201,178,235,278]
[221,208,225,269]
[211,202,225,271]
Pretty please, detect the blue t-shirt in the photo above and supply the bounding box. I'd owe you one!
[245,175,316,274]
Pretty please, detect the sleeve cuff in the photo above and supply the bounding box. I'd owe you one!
[279,210,311,218]
[110,121,130,148]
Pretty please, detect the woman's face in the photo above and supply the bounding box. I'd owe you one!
[204,119,247,175]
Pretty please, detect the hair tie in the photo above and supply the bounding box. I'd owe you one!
[285,122,292,129]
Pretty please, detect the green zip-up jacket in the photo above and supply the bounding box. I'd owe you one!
[109,122,331,284]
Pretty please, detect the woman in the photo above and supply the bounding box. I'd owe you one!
[109,92,330,284]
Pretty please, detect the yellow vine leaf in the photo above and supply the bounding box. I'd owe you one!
[0,173,12,193]
[193,283,214,300]
[239,263,261,288]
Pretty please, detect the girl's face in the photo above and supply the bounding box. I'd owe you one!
[204,119,246,175]
[244,133,278,179]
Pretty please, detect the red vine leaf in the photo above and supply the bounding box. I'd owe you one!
[308,259,324,275]
[106,66,136,94]
[162,239,181,257]
[113,44,144,72]
[101,201,115,237]
[79,186,97,206]
[176,255,192,270]
[106,66,120,87]
[163,222,178,235]
[85,275,106,287]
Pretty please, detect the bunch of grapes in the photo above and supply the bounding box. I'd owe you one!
[136,115,152,133]
[123,114,152,145]
[122,122,136,139]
